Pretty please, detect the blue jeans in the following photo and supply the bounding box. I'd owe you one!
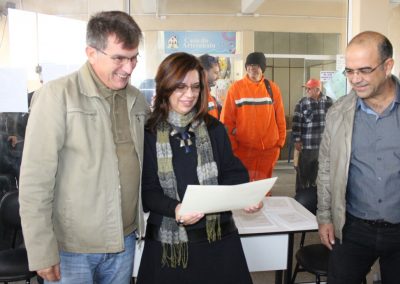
[45,232,136,284]
[328,214,400,284]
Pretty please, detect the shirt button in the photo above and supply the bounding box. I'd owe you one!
[378,199,382,203]
[377,177,382,181]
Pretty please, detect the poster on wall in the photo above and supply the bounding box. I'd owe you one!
[323,71,347,101]
[164,31,236,55]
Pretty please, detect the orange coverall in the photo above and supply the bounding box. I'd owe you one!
[220,75,286,181]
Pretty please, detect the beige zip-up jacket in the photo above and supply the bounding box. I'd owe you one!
[316,91,357,241]
[19,62,149,271]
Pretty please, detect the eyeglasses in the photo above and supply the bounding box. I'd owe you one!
[343,58,388,77]
[174,83,201,95]
[96,49,139,65]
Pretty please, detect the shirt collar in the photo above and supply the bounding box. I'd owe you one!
[356,76,400,115]
[245,74,265,85]
[86,62,126,99]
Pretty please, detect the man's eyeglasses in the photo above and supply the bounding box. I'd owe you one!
[96,49,139,65]
[343,58,388,77]
[174,83,201,95]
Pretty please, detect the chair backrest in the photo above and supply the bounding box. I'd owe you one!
[294,188,318,248]
[0,190,21,231]
[294,188,317,215]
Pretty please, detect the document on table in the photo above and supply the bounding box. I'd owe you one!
[233,209,279,232]
[264,197,317,230]
[179,177,277,215]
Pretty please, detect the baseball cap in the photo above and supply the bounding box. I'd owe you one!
[303,78,321,89]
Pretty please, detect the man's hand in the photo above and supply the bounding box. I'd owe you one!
[37,264,61,282]
[7,136,18,148]
[294,142,302,152]
[318,223,335,250]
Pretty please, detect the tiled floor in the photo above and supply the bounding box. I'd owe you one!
[10,161,380,284]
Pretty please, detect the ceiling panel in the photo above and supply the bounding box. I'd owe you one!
[131,0,347,18]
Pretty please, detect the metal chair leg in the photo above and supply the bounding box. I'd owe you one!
[316,274,321,284]
[290,262,301,284]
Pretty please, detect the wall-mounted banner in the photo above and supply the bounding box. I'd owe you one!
[164,31,236,54]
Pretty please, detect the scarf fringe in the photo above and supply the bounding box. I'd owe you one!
[162,242,189,268]
[206,215,221,242]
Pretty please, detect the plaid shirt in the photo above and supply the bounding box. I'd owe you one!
[292,93,333,149]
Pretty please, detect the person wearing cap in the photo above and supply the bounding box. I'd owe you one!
[292,78,333,192]
[220,52,286,182]
[198,54,220,119]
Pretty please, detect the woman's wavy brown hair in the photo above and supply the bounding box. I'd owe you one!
[146,52,211,132]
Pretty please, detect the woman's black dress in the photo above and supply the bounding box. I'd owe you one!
[136,118,253,284]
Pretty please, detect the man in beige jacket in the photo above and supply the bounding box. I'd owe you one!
[19,11,149,283]
[317,31,400,284]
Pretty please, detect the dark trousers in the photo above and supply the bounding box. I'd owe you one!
[328,213,400,284]
[296,149,319,190]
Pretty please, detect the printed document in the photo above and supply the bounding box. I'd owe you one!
[179,177,277,215]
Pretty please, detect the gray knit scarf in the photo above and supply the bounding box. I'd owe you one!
[156,110,219,268]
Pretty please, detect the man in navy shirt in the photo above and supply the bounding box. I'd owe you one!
[317,31,400,284]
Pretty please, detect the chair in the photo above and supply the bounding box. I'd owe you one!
[291,188,329,284]
[0,190,36,284]
[291,189,367,284]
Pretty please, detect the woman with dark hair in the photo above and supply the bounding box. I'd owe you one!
[136,52,261,284]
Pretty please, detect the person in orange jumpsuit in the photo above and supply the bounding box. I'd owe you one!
[220,52,286,181]
[199,54,220,119]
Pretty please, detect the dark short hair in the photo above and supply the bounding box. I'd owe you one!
[348,31,393,61]
[86,11,142,50]
[198,54,218,71]
[146,52,210,132]
[378,36,393,61]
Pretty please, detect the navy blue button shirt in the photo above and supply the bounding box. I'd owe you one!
[347,78,400,223]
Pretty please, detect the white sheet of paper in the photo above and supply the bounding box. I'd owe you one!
[179,177,277,215]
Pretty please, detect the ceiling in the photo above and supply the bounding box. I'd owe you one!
[132,0,347,18]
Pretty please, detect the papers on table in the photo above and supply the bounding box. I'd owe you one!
[233,196,318,234]
[233,209,278,230]
[178,177,277,215]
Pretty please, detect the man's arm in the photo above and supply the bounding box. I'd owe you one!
[19,85,64,272]
[292,101,302,151]
[220,85,238,151]
[273,85,286,148]
[316,110,335,248]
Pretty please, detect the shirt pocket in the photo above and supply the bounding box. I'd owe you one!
[66,108,99,141]
[303,108,314,123]
[67,108,97,119]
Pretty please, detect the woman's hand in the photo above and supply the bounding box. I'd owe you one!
[175,203,204,226]
[243,201,263,213]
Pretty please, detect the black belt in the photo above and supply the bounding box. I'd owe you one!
[146,217,238,243]
[348,213,400,228]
